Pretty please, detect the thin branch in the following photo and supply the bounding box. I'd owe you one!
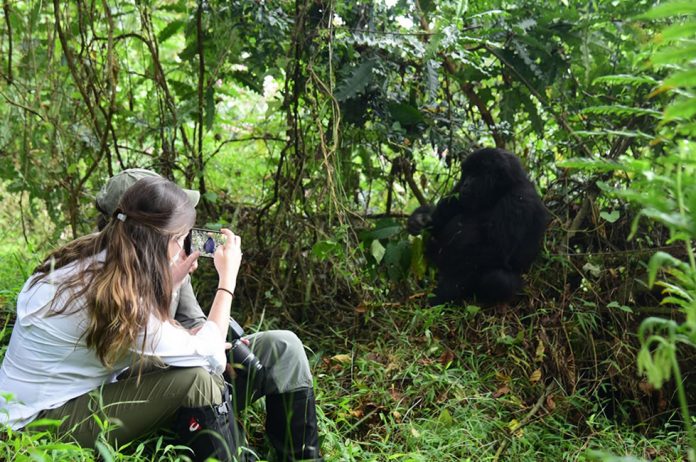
[206,135,286,164]
[0,90,45,121]
[53,0,102,137]
[3,0,12,84]
[195,0,207,199]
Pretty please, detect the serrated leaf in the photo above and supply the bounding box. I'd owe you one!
[592,74,658,86]
[647,251,689,287]
[652,45,696,66]
[661,21,696,41]
[607,301,634,313]
[580,105,662,118]
[572,129,654,139]
[169,80,196,99]
[664,98,696,121]
[664,68,696,88]
[557,158,621,172]
[335,60,376,101]
[638,2,696,20]
[159,20,186,43]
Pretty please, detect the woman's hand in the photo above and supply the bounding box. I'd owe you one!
[170,250,200,291]
[214,228,242,292]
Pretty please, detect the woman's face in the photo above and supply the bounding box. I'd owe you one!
[168,233,188,265]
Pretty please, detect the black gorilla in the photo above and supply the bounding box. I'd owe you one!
[407,147,549,305]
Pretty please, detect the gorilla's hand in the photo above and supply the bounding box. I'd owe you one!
[407,205,435,235]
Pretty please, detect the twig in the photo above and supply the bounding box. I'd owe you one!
[492,383,556,462]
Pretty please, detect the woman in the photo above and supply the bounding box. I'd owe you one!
[0,177,243,461]
[96,168,323,462]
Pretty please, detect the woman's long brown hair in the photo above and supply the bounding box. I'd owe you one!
[31,177,195,368]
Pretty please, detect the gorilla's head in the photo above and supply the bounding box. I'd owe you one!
[457,148,527,207]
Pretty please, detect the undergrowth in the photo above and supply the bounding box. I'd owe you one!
[0,240,686,460]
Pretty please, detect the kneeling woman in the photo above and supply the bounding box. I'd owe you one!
[0,177,243,461]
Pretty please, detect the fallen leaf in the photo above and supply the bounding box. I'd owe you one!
[508,419,524,437]
[439,349,455,366]
[535,341,545,362]
[529,368,542,383]
[493,385,511,398]
[495,371,512,383]
[355,303,368,314]
[389,385,403,402]
[331,354,351,364]
[508,419,520,432]
[349,408,364,418]
[546,394,557,411]
[638,380,654,395]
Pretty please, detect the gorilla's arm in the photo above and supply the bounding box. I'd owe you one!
[407,204,435,235]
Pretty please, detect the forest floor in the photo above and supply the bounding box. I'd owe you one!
[0,238,687,461]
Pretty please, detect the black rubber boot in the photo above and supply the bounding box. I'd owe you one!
[265,388,323,462]
[173,387,254,462]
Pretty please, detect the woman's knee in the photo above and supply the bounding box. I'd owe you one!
[249,330,313,393]
[272,330,305,353]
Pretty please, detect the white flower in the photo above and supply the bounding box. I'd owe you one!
[395,15,413,29]
[263,75,279,99]
[215,79,223,88]
[332,14,344,27]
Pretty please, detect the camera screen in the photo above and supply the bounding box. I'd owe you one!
[184,228,226,258]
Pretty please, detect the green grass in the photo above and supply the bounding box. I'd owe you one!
[305,304,685,461]
[0,187,688,461]
[0,265,688,461]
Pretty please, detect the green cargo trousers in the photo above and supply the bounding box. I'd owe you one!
[37,330,313,450]
[39,366,224,448]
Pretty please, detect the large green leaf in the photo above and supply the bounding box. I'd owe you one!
[580,105,662,118]
[388,102,424,126]
[159,20,186,43]
[638,1,696,20]
[335,60,376,101]
[359,219,403,241]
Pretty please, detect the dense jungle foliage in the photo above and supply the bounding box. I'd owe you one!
[1,0,696,460]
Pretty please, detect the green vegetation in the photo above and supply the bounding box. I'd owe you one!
[1,0,696,460]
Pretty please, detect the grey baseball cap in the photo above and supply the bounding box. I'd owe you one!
[96,168,200,216]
